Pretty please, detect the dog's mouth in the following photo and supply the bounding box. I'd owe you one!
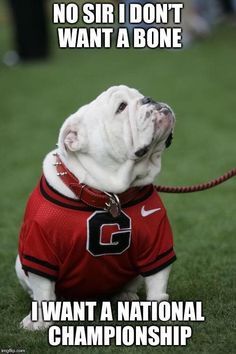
[133,98,175,159]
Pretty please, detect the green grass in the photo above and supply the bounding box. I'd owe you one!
[0,7,236,353]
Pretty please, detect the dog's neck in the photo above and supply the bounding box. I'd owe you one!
[43,147,161,199]
[43,149,138,198]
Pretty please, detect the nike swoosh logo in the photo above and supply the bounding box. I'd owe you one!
[141,206,161,217]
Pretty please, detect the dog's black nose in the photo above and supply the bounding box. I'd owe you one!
[135,146,149,158]
[160,107,172,115]
[141,97,156,105]
[141,97,163,110]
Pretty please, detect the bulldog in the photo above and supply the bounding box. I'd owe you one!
[15,85,176,330]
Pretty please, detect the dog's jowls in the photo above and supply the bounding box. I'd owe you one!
[16,85,176,330]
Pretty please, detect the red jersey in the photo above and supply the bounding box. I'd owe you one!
[19,176,176,300]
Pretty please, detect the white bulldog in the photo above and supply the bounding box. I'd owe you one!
[16,85,176,330]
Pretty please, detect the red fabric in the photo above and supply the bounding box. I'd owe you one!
[18,176,176,300]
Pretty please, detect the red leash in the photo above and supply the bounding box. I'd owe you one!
[155,167,236,193]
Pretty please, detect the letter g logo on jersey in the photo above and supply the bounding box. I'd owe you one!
[86,211,132,256]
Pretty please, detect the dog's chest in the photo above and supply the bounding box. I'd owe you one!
[19,177,176,299]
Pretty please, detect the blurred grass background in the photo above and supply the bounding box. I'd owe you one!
[0,1,236,353]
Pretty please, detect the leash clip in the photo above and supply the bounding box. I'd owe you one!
[104,192,121,218]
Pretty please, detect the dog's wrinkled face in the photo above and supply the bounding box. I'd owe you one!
[58,85,175,191]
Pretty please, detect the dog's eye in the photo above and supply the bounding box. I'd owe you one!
[116,102,127,114]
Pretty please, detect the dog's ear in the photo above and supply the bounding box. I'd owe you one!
[63,127,80,152]
[58,114,85,154]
